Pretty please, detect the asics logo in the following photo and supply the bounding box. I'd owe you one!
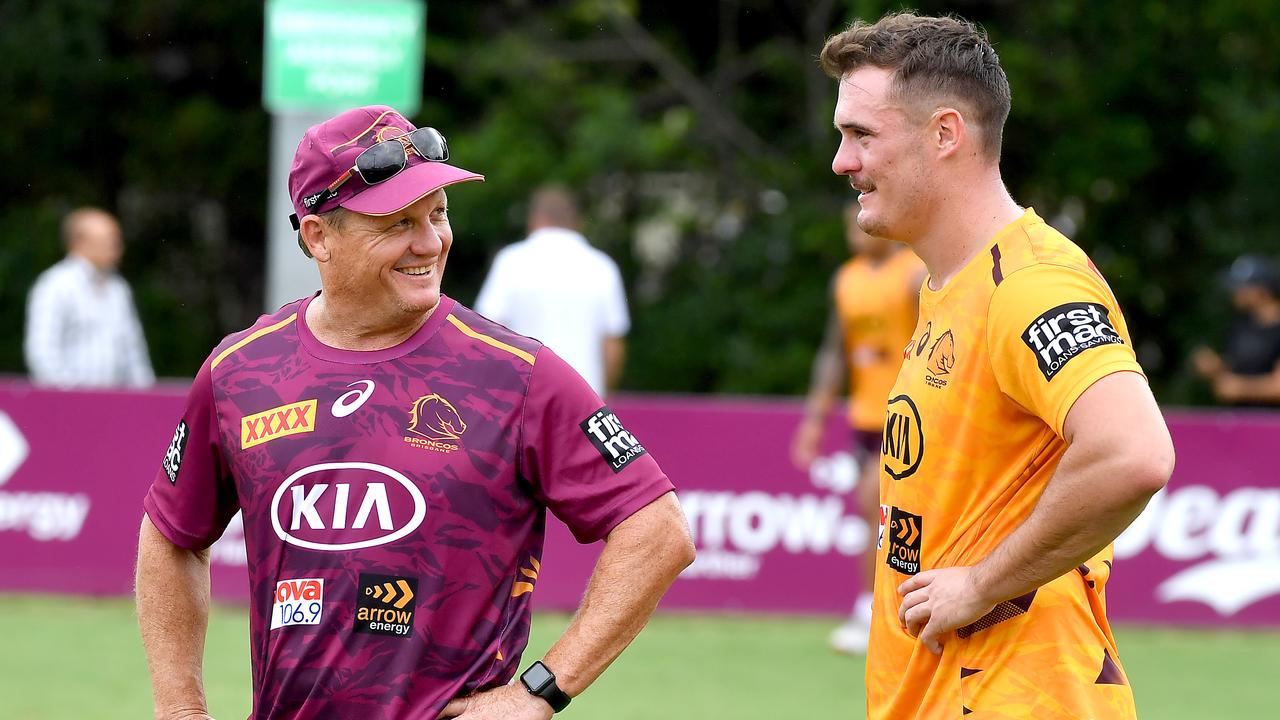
[333,380,376,418]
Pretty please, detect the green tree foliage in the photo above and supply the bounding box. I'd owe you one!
[1,0,1277,403]
[0,0,268,377]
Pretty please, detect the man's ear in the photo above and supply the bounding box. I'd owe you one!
[931,107,968,159]
[298,215,332,262]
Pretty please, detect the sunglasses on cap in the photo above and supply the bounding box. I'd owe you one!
[290,127,449,230]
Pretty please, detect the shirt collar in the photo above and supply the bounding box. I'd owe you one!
[65,253,119,285]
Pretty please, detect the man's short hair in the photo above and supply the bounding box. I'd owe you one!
[528,184,581,230]
[819,12,1011,161]
[297,206,351,259]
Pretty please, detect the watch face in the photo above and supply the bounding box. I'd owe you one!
[522,663,554,694]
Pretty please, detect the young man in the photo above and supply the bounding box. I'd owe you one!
[820,13,1174,719]
[791,200,923,654]
[135,106,695,720]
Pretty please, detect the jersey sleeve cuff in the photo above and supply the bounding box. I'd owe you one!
[565,474,677,544]
[142,493,215,551]
[1051,360,1147,437]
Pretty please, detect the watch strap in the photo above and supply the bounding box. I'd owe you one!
[521,661,571,713]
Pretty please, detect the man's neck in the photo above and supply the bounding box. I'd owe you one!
[909,173,1023,291]
[305,293,435,351]
[68,252,111,277]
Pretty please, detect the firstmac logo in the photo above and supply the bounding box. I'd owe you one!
[1021,302,1123,381]
[580,406,647,474]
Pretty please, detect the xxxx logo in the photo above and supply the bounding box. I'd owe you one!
[242,400,317,449]
[365,578,415,609]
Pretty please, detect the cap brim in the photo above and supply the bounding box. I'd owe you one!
[341,161,484,216]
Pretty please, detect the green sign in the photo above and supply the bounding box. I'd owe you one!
[264,0,425,114]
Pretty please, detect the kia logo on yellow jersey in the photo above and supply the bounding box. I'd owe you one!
[882,395,924,480]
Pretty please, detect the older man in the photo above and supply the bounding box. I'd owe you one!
[24,207,154,388]
[136,106,694,720]
[476,185,630,398]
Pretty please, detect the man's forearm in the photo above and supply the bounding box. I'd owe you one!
[802,344,846,422]
[540,493,695,696]
[969,441,1164,605]
[1220,371,1280,403]
[805,360,842,420]
[136,514,213,718]
[801,306,848,421]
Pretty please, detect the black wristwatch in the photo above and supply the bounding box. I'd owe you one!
[519,660,571,713]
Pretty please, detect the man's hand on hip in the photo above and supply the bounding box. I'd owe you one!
[436,683,554,720]
[898,567,996,655]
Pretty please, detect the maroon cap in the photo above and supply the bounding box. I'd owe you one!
[288,105,483,223]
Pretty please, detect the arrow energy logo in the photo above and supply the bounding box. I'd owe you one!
[885,506,923,575]
[356,573,418,637]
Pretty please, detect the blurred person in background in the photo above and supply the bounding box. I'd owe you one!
[790,199,923,655]
[136,106,693,720]
[822,12,1173,719]
[1192,254,1280,405]
[476,184,629,398]
[23,207,154,388]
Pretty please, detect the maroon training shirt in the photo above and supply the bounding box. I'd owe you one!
[144,294,674,719]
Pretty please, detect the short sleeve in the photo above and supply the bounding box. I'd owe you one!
[520,346,673,543]
[142,357,239,550]
[988,265,1145,437]
[601,260,630,336]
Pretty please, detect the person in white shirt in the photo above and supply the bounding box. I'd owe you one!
[476,185,629,397]
[24,207,155,388]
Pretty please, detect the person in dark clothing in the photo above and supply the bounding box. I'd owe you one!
[1193,254,1280,405]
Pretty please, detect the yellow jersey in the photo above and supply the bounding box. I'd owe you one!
[834,247,924,431]
[868,209,1143,719]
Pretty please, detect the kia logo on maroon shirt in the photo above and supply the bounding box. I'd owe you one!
[269,462,426,551]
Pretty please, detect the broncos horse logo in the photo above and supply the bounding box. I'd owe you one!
[927,330,956,377]
[407,393,468,441]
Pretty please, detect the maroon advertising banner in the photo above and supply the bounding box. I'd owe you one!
[1,381,1277,625]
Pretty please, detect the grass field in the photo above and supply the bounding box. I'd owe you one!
[2,594,1277,719]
